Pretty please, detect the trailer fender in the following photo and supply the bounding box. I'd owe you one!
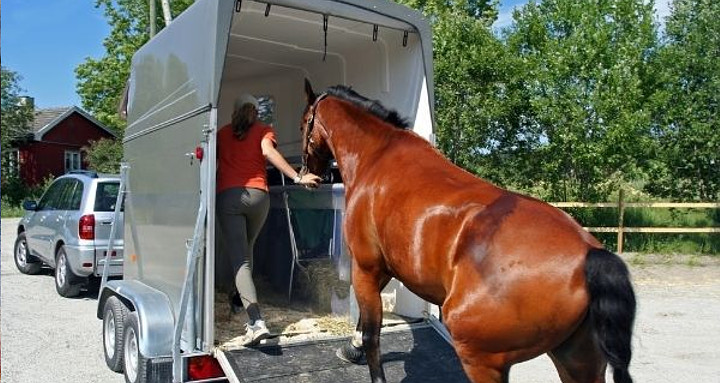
[98,279,175,358]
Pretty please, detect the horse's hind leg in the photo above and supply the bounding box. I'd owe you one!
[451,345,509,383]
[548,317,607,383]
[458,360,509,383]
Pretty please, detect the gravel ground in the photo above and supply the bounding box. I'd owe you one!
[2,217,720,382]
[1,218,124,383]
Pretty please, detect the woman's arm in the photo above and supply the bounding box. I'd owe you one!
[261,137,321,187]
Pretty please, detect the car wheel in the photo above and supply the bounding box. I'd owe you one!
[123,312,149,383]
[104,296,129,372]
[14,232,42,275]
[55,246,82,297]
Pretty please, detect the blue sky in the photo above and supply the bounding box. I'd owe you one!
[1,0,671,110]
[2,0,109,109]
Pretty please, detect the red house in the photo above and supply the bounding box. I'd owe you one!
[7,106,117,187]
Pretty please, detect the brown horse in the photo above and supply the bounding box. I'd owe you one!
[299,79,636,383]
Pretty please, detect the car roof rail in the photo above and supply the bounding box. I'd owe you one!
[67,170,98,178]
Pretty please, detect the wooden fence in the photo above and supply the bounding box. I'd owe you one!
[549,190,720,253]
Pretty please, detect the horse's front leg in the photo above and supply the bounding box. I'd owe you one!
[337,276,391,365]
[352,260,389,383]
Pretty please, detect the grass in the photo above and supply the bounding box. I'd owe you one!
[1,197,25,218]
[563,207,720,255]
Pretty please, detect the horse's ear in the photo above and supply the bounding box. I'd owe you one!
[304,78,317,105]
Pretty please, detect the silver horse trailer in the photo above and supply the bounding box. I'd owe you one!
[98,0,467,382]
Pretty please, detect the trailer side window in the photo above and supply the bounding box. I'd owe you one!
[257,95,275,126]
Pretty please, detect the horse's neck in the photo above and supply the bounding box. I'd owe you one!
[322,102,395,187]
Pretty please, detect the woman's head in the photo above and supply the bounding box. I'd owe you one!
[231,94,259,139]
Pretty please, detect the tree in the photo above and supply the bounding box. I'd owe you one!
[83,138,124,173]
[502,0,658,201]
[646,0,720,201]
[395,1,527,178]
[1,66,33,178]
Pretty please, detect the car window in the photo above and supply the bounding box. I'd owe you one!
[37,179,69,210]
[94,182,123,212]
[68,180,84,210]
[55,179,78,210]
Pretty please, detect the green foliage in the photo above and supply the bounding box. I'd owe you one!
[1,196,26,218]
[1,66,33,164]
[396,0,530,186]
[500,0,657,202]
[399,0,499,26]
[83,138,123,173]
[645,0,720,201]
[2,176,55,218]
[1,175,53,207]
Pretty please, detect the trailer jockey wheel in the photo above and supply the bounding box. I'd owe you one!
[103,296,129,372]
[123,312,149,383]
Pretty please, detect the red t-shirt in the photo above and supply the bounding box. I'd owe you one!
[217,122,277,193]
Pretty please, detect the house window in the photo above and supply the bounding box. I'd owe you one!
[64,150,82,172]
[3,149,20,178]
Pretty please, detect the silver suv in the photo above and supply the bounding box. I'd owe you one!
[14,170,124,297]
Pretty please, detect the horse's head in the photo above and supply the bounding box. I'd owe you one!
[300,79,333,177]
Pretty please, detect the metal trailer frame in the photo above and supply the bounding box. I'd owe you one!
[97,1,438,382]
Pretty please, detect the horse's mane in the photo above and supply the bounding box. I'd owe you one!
[326,85,411,130]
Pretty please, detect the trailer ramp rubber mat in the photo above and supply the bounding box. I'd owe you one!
[217,324,470,383]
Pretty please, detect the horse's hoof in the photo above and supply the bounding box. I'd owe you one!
[336,342,366,365]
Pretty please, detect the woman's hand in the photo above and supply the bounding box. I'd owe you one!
[297,173,322,188]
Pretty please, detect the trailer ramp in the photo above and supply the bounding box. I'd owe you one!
[217,323,469,383]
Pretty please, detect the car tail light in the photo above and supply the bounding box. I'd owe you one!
[79,214,95,240]
[187,355,224,380]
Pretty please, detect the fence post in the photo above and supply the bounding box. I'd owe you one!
[617,189,625,254]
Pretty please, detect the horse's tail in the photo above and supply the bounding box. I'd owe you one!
[585,248,636,383]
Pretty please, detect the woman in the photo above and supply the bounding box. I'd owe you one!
[217,94,321,346]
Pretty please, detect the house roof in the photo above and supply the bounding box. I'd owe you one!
[32,106,117,140]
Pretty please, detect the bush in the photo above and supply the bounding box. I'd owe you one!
[1,195,25,218]
[1,176,31,206]
[1,175,54,217]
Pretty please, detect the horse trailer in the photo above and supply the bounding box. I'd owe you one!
[97,0,469,381]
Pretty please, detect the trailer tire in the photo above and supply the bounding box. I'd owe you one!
[104,296,129,372]
[123,312,149,383]
[14,232,42,275]
[55,245,82,297]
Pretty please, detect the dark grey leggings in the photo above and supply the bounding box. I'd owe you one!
[216,187,269,315]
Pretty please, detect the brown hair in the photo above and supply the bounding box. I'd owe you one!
[231,104,257,139]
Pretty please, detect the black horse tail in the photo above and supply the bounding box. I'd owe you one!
[585,248,636,383]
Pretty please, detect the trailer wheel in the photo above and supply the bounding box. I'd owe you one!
[55,245,82,297]
[14,232,42,275]
[103,296,129,372]
[123,312,149,383]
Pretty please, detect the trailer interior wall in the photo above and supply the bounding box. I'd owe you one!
[215,1,432,320]
[218,0,432,156]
